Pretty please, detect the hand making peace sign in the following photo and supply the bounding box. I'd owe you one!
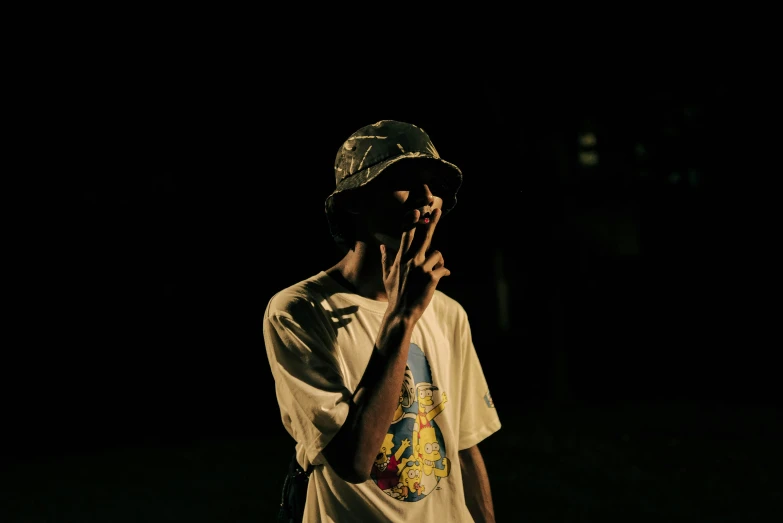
[380,207,450,323]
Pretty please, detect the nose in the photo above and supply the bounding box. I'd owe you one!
[411,183,435,211]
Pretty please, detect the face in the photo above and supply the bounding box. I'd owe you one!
[374,433,395,470]
[353,160,447,250]
[417,426,441,467]
[398,457,422,490]
[418,386,434,406]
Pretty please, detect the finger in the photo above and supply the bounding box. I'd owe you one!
[399,209,420,255]
[380,244,390,279]
[422,249,444,272]
[431,266,451,280]
[401,208,421,232]
[412,208,443,261]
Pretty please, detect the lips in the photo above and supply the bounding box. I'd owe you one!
[401,209,433,232]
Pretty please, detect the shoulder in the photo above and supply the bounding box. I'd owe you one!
[431,289,470,324]
[264,273,329,320]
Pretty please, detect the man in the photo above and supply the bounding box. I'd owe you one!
[263,120,501,522]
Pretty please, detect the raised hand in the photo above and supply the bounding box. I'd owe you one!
[380,207,450,324]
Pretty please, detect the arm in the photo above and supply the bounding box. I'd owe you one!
[322,311,415,483]
[459,444,496,523]
[322,208,450,483]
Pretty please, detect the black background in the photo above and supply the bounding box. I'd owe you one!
[4,30,779,523]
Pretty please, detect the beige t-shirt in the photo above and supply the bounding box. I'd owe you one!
[263,271,501,523]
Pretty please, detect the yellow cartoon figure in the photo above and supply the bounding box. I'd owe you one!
[415,425,450,495]
[412,383,447,452]
[395,456,424,498]
[416,426,450,478]
[372,433,411,492]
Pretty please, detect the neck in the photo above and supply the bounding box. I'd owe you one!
[326,241,388,302]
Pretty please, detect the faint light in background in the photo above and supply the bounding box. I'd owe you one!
[667,170,701,187]
[688,169,701,187]
[579,151,599,166]
[634,143,646,157]
[578,131,599,167]
[578,132,597,147]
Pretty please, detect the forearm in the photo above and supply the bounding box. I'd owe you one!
[460,445,496,523]
[326,311,415,482]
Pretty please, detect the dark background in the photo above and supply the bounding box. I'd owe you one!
[4,36,779,522]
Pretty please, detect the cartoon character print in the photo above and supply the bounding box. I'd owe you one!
[395,456,425,498]
[415,425,451,496]
[392,366,417,424]
[370,343,450,502]
[371,433,411,491]
[411,382,447,458]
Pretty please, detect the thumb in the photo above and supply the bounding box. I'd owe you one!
[380,244,389,278]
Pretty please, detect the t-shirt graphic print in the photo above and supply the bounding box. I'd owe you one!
[370,342,450,501]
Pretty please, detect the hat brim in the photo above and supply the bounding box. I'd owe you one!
[324,153,463,214]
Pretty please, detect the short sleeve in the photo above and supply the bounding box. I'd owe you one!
[456,308,502,450]
[263,291,351,466]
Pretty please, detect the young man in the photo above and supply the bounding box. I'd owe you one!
[263,120,501,522]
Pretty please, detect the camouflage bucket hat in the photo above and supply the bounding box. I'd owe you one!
[324,120,463,227]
